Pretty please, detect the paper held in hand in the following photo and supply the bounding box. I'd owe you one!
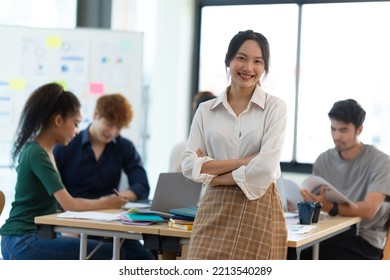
[301,175,358,208]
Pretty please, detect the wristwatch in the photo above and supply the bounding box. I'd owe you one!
[328,202,339,216]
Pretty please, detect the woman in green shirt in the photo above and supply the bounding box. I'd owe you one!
[0,83,129,259]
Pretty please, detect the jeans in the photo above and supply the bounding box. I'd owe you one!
[104,238,155,260]
[1,233,153,260]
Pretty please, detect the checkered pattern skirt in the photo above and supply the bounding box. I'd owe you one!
[187,182,287,259]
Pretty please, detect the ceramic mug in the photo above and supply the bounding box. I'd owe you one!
[311,201,322,223]
[297,201,316,225]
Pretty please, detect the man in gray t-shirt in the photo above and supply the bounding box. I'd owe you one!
[300,99,390,260]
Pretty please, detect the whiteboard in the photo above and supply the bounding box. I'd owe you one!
[0,25,144,166]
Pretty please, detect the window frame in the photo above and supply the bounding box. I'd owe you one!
[193,0,390,174]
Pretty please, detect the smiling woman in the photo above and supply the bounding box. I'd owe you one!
[182,30,288,260]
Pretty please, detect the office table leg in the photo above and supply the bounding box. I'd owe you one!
[112,236,121,260]
[292,246,318,260]
[80,233,88,260]
[312,243,319,260]
[294,248,302,260]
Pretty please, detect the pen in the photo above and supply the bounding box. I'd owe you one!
[112,188,128,201]
[112,188,121,197]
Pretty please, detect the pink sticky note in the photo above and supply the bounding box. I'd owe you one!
[89,83,104,95]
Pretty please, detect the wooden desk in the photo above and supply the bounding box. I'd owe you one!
[34,209,161,260]
[157,215,361,260]
[287,215,361,259]
[35,211,361,260]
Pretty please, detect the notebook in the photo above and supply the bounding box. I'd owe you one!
[123,172,202,218]
[169,207,198,219]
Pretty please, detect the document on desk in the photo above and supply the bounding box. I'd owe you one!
[286,215,317,234]
[123,201,151,209]
[57,211,122,222]
[287,224,317,234]
[284,212,299,219]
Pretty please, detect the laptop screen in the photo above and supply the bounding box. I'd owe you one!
[150,172,202,213]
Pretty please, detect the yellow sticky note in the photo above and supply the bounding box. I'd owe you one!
[9,79,26,91]
[46,36,62,48]
[52,81,67,90]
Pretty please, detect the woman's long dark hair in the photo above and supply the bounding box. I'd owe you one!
[12,83,80,165]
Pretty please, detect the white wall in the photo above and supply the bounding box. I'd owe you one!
[111,0,196,195]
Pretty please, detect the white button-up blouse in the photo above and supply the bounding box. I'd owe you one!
[181,85,287,200]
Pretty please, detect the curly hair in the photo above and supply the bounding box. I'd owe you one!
[12,83,80,164]
[95,94,133,128]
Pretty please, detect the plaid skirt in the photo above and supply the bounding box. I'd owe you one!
[187,182,287,260]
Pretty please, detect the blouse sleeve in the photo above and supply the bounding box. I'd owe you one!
[232,97,287,200]
[181,106,216,186]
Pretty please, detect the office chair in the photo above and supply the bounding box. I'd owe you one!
[383,227,390,260]
[0,190,5,216]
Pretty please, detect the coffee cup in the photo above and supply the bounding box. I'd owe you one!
[297,201,316,225]
[311,201,322,223]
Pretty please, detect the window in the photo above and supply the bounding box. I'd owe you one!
[197,1,390,168]
[297,2,390,163]
[0,0,76,28]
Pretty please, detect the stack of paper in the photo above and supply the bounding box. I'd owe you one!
[123,201,151,210]
[287,224,317,234]
[57,211,121,222]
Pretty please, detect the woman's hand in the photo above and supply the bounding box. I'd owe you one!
[100,195,128,209]
[196,149,205,157]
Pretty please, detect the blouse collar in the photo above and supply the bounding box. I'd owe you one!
[210,85,267,111]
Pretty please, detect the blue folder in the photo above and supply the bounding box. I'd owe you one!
[169,207,198,219]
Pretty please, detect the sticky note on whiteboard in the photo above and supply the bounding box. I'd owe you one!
[53,81,67,90]
[46,36,62,48]
[118,39,133,52]
[9,79,26,90]
[89,82,105,95]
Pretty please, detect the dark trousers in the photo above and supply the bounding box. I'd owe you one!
[288,232,383,260]
[88,235,156,260]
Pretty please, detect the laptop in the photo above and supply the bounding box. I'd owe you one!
[123,172,202,218]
